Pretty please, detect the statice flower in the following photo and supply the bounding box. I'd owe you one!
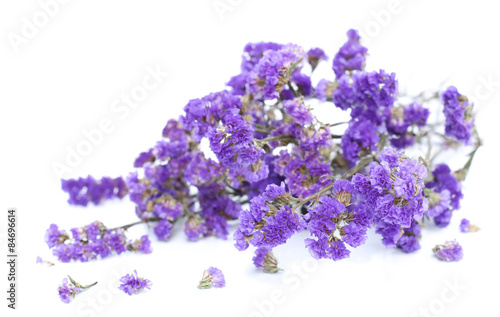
[283,98,313,126]
[386,103,430,149]
[341,118,380,165]
[208,110,267,183]
[307,47,328,71]
[315,79,336,102]
[61,176,128,206]
[332,29,368,78]
[46,221,152,262]
[442,86,474,144]
[128,235,153,254]
[198,267,225,289]
[119,270,152,295]
[51,29,481,271]
[253,247,281,273]
[234,184,305,251]
[273,150,333,198]
[304,181,368,261]
[459,218,480,233]
[425,164,463,227]
[350,70,398,123]
[180,91,242,142]
[58,276,97,303]
[433,240,463,262]
[247,44,304,100]
[44,224,69,248]
[353,148,428,247]
[396,220,421,253]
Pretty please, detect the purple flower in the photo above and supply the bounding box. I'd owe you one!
[58,276,97,303]
[332,29,368,78]
[425,164,463,227]
[386,103,429,149]
[208,111,266,182]
[433,240,463,262]
[198,267,225,289]
[234,189,304,251]
[349,70,398,123]
[61,176,128,206]
[261,182,287,202]
[459,218,479,233]
[343,222,368,248]
[247,44,304,100]
[154,220,173,241]
[253,247,281,273]
[304,194,367,260]
[58,278,82,303]
[442,86,474,144]
[184,215,208,241]
[353,148,428,247]
[47,221,152,262]
[128,235,152,254]
[133,149,156,167]
[283,98,313,125]
[119,270,152,295]
[307,47,328,71]
[396,220,421,253]
[341,119,380,165]
[291,73,312,97]
[332,179,354,206]
[315,79,335,102]
[45,224,69,248]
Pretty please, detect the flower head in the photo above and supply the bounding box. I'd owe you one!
[253,247,281,273]
[459,218,479,233]
[198,267,225,289]
[442,86,474,144]
[433,240,463,262]
[118,270,152,295]
[58,276,97,303]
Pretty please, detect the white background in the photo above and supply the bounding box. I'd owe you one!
[1,1,500,316]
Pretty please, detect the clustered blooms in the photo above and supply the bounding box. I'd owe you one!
[58,276,97,303]
[253,247,281,273]
[353,148,428,248]
[119,270,152,295]
[433,240,463,262]
[442,86,474,144]
[52,29,481,271]
[198,267,226,289]
[62,176,128,206]
[45,222,151,262]
[305,179,367,260]
[425,164,463,228]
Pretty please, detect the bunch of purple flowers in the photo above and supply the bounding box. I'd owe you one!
[50,29,480,269]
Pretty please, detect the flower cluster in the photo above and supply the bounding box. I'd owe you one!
[51,29,479,269]
[45,222,151,262]
[58,276,97,303]
[234,183,305,251]
[61,176,128,206]
[353,148,428,248]
[442,86,474,144]
[425,164,463,228]
[253,247,281,273]
[433,240,463,262]
[198,267,225,289]
[119,270,152,295]
[304,179,369,261]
